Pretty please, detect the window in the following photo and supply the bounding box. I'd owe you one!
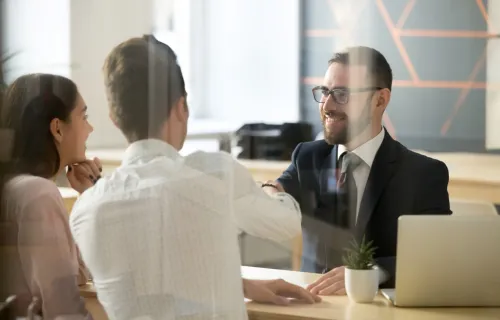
[3,0,70,82]
[154,0,204,118]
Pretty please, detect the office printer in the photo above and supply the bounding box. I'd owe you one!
[235,122,313,161]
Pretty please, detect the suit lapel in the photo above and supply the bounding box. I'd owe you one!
[356,130,400,238]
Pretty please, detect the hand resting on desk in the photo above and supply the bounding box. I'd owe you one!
[243,278,321,306]
[307,266,347,295]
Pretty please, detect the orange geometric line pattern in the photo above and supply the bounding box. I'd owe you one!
[476,0,491,29]
[398,29,494,38]
[303,0,491,137]
[326,0,398,138]
[303,77,493,90]
[326,0,370,47]
[440,1,489,135]
[306,29,496,38]
[396,0,416,30]
[376,0,419,82]
[360,0,398,137]
[441,45,487,135]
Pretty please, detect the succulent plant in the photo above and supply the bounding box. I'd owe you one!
[342,235,377,270]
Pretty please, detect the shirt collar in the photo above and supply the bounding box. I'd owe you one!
[337,128,385,168]
[122,139,180,165]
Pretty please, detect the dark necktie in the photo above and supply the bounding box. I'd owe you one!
[320,151,364,273]
[336,151,362,230]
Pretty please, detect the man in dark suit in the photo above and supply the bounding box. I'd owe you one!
[262,46,451,295]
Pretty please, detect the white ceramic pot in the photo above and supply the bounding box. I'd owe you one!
[345,268,379,303]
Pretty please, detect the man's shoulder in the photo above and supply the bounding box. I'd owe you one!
[294,140,332,159]
[5,175,60,203]
[395,142,447,172]
[70,172,127,214]
[185,150,233,161]
[184,150,235,170]
[71,182,104,214]
[69,174,135,233]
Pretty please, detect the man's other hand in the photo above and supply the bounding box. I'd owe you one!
[261,181,285,195]
[306,266,346,295]
[243,278,321,306]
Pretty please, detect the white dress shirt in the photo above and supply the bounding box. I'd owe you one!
[337,128,385,219]
[338,128,387,283]
[70,139,301,320]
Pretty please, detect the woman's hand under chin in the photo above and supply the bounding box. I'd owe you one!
[67,157,102,194]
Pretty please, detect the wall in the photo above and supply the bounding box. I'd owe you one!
[6,1,493,152]
[71,0,302,147]
[3,0,158,148]
[3,0,70,81]
[301,0,490,152]
[70,0,155,149]
[4,0,301,148]
[486,0,500,149]
[203,0,301,123]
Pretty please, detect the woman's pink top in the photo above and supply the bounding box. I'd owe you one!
[1,175,91,319]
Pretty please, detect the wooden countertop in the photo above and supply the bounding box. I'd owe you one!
[80,267,500,320]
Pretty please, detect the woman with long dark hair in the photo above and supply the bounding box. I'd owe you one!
[0,73,99,319]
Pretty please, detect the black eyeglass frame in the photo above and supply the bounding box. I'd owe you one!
[312,86,384,104]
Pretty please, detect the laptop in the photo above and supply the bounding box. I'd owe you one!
[381,215,500,307]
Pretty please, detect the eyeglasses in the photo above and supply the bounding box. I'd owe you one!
[312,86,383,105]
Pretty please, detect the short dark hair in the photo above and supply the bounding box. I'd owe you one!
[328,46,393,91]
[103,34,186,142]
[1,73,79,178]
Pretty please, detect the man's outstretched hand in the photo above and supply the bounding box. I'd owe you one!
[243,278,321,306]
[307,266,346,296]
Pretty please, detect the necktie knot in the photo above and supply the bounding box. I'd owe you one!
[339,151,363,174]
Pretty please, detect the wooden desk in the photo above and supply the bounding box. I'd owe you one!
[431,152,500,204]
[80,267,500,320]
[84,149,500,271]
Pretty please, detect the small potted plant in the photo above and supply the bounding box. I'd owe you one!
[342,236,378,303]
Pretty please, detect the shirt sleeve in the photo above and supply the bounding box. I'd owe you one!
[18,191,90,319]
[230,157,302,243]
[76,246,92,285]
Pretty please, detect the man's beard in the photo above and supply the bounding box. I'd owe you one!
[322,99,372,145]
